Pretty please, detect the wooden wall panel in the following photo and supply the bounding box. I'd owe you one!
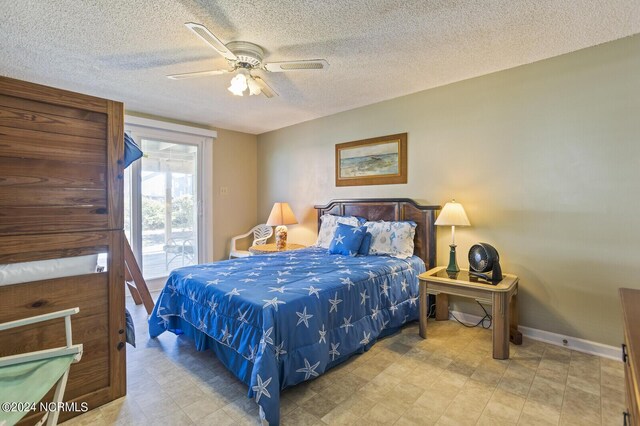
[0,77,125,424]
[0,126,106,164]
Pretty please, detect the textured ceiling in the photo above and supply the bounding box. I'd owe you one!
[1,0,639,134]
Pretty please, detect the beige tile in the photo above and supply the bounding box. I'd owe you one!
[297,393,338,419]
[395,404,439,425]
[183,397,226,422]
[281,406,324,426]
[62,296,624,426]
[518,399,561,425]
[357,402,403,425]
[483,388,526,422]
[477,413,518,425]
[194,409,237,426]
[528,375,566,410]
[560,385,601,425]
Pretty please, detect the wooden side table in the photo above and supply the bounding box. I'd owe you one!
[248,243,306,254]
[418,266,522,359]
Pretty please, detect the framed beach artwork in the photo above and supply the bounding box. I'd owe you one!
[335,133,407,186]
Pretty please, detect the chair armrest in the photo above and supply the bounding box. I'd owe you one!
[231,230,253,241]
[0,308,79,331]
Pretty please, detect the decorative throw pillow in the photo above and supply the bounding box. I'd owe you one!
[358,232,373,256]
[315,214,361,248]
[329,223,367,256]
[365,220,417,259]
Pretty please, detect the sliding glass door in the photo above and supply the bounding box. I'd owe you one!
[125,129,204,281]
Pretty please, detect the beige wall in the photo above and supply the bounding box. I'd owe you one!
[257,34,640,346]
[211,128,258,260]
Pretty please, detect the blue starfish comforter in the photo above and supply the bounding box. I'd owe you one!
[149,247,426,424]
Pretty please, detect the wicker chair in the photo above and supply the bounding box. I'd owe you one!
[229,224,273,259]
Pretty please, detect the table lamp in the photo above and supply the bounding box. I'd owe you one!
[266,202,298,251]
[434,200,470,273]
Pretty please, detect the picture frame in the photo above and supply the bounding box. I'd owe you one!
[335,133,407,186]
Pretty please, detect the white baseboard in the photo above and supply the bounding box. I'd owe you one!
[448,310,622,361]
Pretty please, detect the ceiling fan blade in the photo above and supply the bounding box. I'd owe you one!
[253,76,278,98]
[263,59,329,72]
[184,22,238,62]
[167,69,230,80]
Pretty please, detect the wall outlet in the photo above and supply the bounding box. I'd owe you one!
[219,186,230,196]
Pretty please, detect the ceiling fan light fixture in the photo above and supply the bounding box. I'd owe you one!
[247,76,262,96]
[228,73,247,96]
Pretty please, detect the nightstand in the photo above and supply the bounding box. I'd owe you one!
[418,266,522,359]
[248,243,306,254]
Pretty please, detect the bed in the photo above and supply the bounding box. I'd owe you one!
[149,198,438,424]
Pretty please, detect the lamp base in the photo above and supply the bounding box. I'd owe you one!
[446,244,460,274]
[275,225,288,251]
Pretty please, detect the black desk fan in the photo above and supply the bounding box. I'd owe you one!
[468,243,503,284]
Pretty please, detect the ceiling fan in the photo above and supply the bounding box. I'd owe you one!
[167,22,330,98]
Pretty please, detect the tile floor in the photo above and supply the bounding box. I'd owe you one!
[62,295,626,425]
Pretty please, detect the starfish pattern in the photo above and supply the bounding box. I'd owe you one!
[218,271,231,276]
[296,358,320,380]
[371,305,380,320]
[184,273,194,280]
[248,344,258,361]
[277,270,291,276]
[340,277,355,290]
[379,280,390,297]
[180,303,187,318]
[206,279,221,286]
[237,308,250,324]
[329,292,343,313]
[360,289,370,305]
[329,342,341,361]
[341,316,354,333]
[262,297,286,311]
[295,307,313,328]
[240,278,256,283]
[261,327,274,346]
[225,288,245,300]
[334,234,345,245]
[247,271,261,276]
[338,268,352,275]
[221,326,233,345]
[274,341,287,360]
[309,277,321,283]
[351,227,363,233]
[268,286,286,293]
[303,286,320,298]
[318,324,327,343]
[167,283,178,297]
[188,290,197,302]
[360,331,371,345]
[401,279,409,293]
[197,319,207,332]
[276,278,288,284]
[252,374,272,403]
[409,296,418,306]
[208,297,218,312]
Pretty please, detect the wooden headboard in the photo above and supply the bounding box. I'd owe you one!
[314,198,440,268]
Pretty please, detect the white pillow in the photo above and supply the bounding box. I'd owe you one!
[365,220,416,259]
[315,214,361,248]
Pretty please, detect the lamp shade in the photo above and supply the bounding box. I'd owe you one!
[266,202,298,226]
[434,200,470,227]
